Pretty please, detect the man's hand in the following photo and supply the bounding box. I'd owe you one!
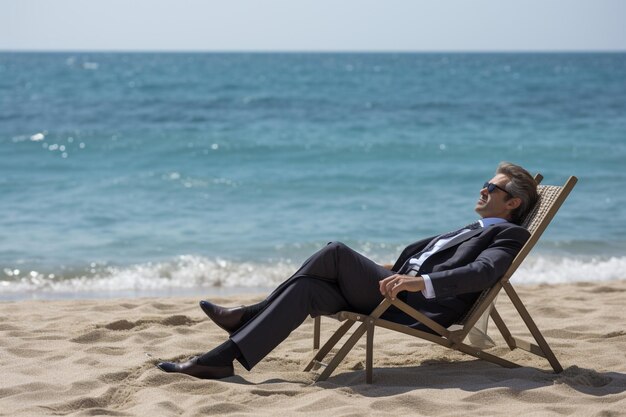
[379,274,425,300]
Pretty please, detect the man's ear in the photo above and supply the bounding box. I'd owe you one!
[506,197,522,210]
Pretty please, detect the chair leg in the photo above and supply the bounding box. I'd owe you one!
[309,299,392,381]
[313,316,321,350]
[503,282,563,373]
[317,322,368,381]
[366,319,375,384]
[453,341,522,369]
[304,319,355,372]
[490,307,516,350]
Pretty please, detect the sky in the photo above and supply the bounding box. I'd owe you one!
[1,0,625,52]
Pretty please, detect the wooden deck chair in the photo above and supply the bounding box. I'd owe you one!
[304,174,578,383]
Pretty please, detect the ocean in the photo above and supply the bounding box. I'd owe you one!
[1,52,625,300]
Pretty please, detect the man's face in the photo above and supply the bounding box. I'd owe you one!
[474,173,517,219]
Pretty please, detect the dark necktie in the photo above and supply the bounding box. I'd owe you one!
[399,221,482,274]
[422,221,481,251]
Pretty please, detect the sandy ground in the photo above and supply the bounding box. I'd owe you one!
[1,280,625,416]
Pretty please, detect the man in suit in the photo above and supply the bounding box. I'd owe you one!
[157,162,538,379]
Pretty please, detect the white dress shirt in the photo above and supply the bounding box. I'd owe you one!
[408,217,508,299]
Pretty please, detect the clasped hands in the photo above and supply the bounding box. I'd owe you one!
[379,273,425,300]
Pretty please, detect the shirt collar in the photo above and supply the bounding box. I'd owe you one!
[479,217,509,228]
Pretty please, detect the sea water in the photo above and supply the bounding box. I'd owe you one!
[1,52,625,299]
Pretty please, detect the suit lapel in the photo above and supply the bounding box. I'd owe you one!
[433,227,485,254]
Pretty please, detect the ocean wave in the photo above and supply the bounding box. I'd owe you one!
[512,254,626,285]
[1,254,625,299]
[0,255,294,296]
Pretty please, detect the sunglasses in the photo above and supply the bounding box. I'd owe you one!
[483,182,511,196]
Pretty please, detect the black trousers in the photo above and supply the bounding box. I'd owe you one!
[230,241,395,370]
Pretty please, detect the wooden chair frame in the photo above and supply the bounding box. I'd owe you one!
[304,174,578,383]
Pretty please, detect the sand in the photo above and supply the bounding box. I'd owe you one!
[1,280,625,416]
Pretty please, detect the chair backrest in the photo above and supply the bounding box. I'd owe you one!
[454,175,578,331]
[501,175,577,283]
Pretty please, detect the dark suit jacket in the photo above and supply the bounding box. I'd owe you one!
[387,222,530,327]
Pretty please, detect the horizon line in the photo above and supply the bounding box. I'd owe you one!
[1,49,626,54]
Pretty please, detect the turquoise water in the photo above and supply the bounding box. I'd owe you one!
[1,52,625,299]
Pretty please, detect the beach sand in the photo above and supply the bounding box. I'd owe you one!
[1,280,625,416]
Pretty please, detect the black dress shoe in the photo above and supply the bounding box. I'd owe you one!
[199,300,246,334]
[156,357,234,379]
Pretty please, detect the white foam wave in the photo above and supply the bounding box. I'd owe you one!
[0,255,295,295]
[512,255,626,284]
[1,254,625,297]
